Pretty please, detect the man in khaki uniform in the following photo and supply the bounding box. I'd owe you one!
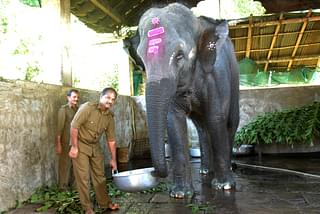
[55,89,80,189]
[69,87,119,214]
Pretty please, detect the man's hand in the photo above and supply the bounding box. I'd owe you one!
[69,146,78,159]
[109,159,117,171]
[55,141,62,154]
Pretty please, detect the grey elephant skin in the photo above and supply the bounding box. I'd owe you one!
[129,3,240,198]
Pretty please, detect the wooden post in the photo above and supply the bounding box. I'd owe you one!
[60,0,72,86]
[245,15,253,59]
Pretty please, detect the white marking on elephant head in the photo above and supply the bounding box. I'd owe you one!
[207,41,216,51]
[188,48,196,60]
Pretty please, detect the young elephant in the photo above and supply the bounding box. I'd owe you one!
[133,3,239,198]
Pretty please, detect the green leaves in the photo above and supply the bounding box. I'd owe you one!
[27,181,169,213]
[140,181,168,194]
[235,102,320,146]
[28,186,82,213]
[187,202,215,213]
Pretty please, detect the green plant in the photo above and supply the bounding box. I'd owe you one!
[28,185,82,213]
[26,180,169,213]
[187,202,215,213]
[25,62,41,81]
[19,0,41,7]
[0,17,8,33]
[235,102,320,146]
[99,65,119,92]
[140,181,168,194]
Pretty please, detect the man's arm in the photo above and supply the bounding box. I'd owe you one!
[55,135,62,154]
[107,140,117,171]
[55,108,65,154]
[69,127,79,158]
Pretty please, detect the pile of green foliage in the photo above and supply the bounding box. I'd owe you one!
[27,181,168,213]
[235,102,320,145]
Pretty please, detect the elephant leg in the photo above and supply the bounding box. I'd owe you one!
[167,106,194,199]
[190,115,213,175]
[208,116,235,190]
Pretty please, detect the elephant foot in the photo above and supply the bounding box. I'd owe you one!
[169,186,194,199]
[211,177,236,190]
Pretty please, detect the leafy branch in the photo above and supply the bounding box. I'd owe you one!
[235,102,320,146]
[27,180,168,213]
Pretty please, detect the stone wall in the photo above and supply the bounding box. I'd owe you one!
[239,85,320,129]
[0,79,320,212]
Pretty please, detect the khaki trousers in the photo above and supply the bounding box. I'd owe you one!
[58,141,74,189]
[72,141,111,210]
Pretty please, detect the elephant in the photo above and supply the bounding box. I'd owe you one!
[130,3,239,198]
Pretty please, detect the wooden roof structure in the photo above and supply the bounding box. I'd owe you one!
[70,0,320,71]
[70,0,201,33]
[230,10,320,71]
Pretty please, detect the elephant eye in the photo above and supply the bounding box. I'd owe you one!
[176,54,184,60]
[175,51,185,64]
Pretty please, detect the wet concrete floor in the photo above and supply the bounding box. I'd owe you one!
[7,153,320,213]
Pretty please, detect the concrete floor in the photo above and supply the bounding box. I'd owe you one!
[7,154,320,214]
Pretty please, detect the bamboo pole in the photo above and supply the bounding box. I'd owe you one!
[264,14,283,71]
[255,54,319,64]
[235,42,320,54]
[287,10,311,70]
[245,15,253,58]
[229,14,320,29]
[230,29,320,41]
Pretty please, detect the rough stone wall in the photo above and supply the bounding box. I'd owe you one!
[239,85,320,129]
[0,79,64,211]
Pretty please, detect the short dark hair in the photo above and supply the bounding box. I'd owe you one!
[67,89,79,97]
[101,87,118,98]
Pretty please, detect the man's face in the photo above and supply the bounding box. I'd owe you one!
[100,91,116,110]
[67,92,79,107]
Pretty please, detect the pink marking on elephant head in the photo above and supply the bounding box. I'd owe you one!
[147,17,165,56]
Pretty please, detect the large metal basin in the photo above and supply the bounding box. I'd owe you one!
[189,147,201,158]
[112,167,159,192]
[233,144,254,156]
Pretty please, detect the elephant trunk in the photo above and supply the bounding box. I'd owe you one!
[146,78,175,178]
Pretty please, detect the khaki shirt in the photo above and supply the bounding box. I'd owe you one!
[56,104,78,144]
[71,102,115,144]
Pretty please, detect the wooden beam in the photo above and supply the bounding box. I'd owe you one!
[264,14,283,71]
[235,42,320,54]
[317,57,320,68]
[231,29,320,41]
[255,54,319,64]
[262,65,315,70]
[245,15,253,58]
[229,14,320,29]
[287,10,311,70]
[90,0,122,24]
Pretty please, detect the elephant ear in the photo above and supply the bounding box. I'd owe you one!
[123,29,145,71]
[197,17,228,72]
